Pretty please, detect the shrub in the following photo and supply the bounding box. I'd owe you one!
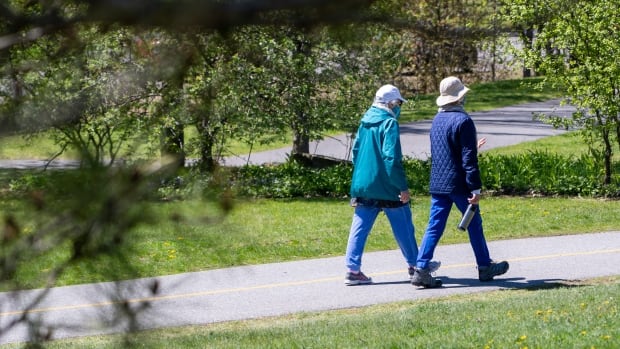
[6,152,617,200]
[230,162,353,198]
[479,151,618,196]
[226,152,618,198]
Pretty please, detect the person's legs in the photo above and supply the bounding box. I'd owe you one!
[451,194,509,281]
[345,205,380,272]
[416,194,452,269]
[451,194,492,267]
[383,204,418,267]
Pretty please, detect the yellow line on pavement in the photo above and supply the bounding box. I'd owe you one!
[1,248,619,317]
[0,277,341,317]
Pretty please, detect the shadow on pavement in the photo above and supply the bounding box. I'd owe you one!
[365,277,582,291]
[437,277,570,290]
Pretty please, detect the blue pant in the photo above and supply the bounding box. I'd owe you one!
[416,193,492,269]
[345,202,418,272]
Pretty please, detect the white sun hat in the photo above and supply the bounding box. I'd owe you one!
[436,76,470,107]
[374,84,407,104]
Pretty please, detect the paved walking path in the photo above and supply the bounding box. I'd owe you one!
[3,99,618,345]
[1,232,619,344]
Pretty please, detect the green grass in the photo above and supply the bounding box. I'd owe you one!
[0,133,62,160]
[5,276,617,348]
[484,132,586,157]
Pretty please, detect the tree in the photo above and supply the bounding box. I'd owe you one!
[207,21,405,163]
[0,0,384,345]
[258,24,351,158]
[22,27,156,168]
[502,0,620,186]
[397,0,499,93]
[215,27,294,163]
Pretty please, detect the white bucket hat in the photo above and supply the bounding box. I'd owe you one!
[374,84,407,104]
[436,76,469,107]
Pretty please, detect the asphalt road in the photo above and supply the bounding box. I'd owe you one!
[221,99,575,166]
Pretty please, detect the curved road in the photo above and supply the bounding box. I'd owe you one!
[221,99,574,166]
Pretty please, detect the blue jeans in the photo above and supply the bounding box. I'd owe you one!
[345,201,418,272]
[416,193,492,269]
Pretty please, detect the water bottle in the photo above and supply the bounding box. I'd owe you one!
[458,204,478,231]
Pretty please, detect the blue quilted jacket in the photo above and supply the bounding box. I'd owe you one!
[429,109,482,195]
[349,106,408,201]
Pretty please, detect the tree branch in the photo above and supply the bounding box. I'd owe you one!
[0,0,378,51]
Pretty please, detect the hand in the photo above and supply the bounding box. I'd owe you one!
[399,190,410,204]
[468,193,481,205]
[477,137,487,149]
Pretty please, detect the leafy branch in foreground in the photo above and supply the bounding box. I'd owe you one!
[0,159,230,344]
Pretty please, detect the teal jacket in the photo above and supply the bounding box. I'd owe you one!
[350,106,409,201]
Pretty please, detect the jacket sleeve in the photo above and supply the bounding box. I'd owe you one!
[382,119,409,191]
[459,118,482,191]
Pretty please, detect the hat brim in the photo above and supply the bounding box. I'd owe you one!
[436,86,469,106]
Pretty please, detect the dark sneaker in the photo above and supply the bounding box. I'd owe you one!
[411,268,442,288]
[478,261,509,282]
[345,271,372,285]
[408,260,441,280]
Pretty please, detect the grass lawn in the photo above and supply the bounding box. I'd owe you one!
[484,132,585,157]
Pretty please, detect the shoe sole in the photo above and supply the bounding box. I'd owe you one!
[411,279,443,288]
[344,279,372,286]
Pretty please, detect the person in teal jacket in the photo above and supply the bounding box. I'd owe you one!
[344,84,440,285]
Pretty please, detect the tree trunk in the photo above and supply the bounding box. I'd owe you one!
[616,121,620,155]
[161,124,185,169]
[292,131,310,156]
[195,121,218,172]
[522,28,535,78]
[291,110,310,156]
[602,128,612,185]
[592,110,613,185]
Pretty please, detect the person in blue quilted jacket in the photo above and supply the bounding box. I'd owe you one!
[411,76,509,288]
[344,84,440,285]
